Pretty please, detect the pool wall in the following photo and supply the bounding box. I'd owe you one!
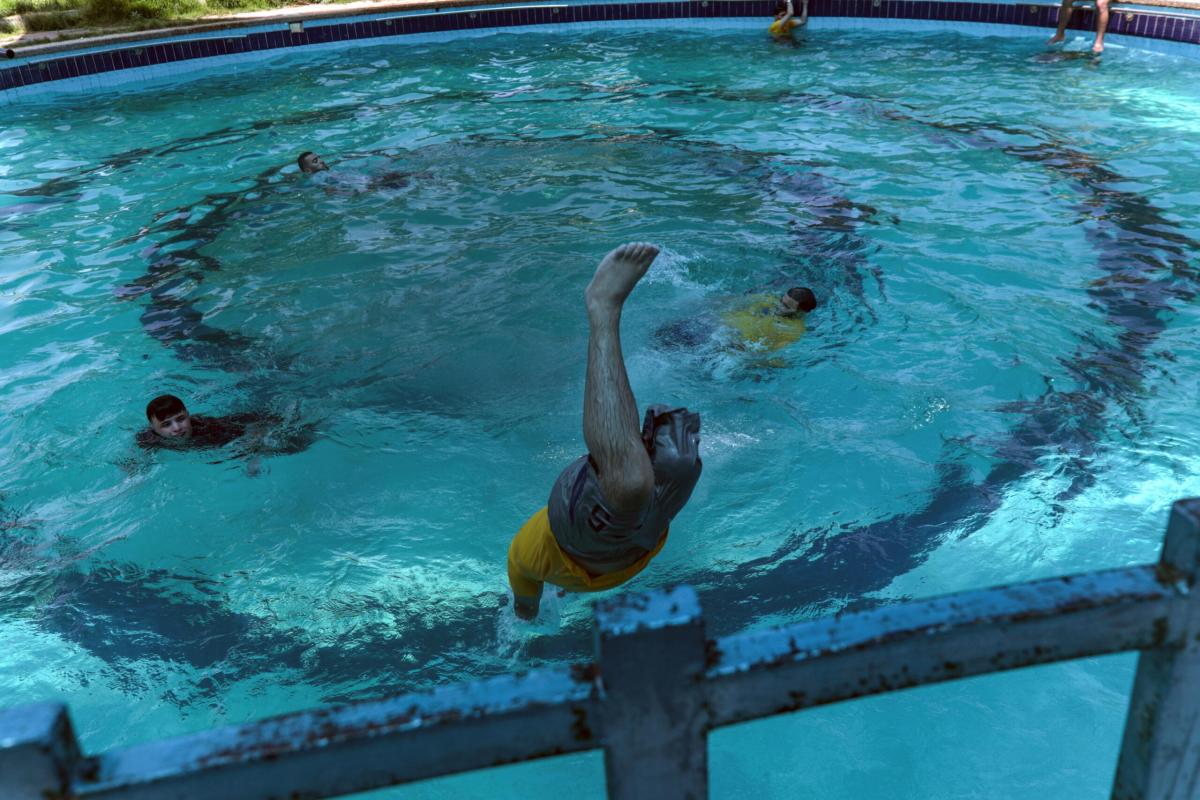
[1,0,1199,102]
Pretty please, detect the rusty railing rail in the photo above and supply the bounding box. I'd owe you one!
[4,497,1198,799]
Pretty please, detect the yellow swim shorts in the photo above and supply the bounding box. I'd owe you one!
[506,506,667,601]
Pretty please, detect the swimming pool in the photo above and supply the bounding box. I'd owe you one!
[2,24,1199,798]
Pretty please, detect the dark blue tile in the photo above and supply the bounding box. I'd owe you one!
[1186,19,1198,43]
[0,68,13,91]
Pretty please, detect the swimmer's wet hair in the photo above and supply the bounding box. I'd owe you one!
[146,394,186,422]
[297,151,316,170]
[773,1,789,13]
[787,287,817,312]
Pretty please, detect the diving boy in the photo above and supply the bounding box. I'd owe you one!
[506,244,703,620]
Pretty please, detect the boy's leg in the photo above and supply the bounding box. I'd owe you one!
[1048,0,1074,43]
[1092,0,1109,52]
[582,243,660,514]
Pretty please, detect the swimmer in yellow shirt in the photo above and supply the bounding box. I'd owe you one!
[507,243,703,621]
[768,0,807,38]
[723,287,817,353]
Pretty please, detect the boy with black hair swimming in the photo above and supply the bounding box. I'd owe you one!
[297,151,329,174]
[137,394,314,455]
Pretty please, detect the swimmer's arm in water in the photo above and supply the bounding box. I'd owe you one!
[508,553,544,620]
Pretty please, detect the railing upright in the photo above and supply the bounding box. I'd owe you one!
[595,586,709,799]
[1112,498,1200,799]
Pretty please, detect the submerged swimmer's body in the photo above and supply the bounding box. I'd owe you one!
[656,286,818,360]
[297,150,423,193]
[722,286,817,353]
[507,243,703,620]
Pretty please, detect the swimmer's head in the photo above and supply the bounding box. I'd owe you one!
[780,287,817,315]
[297,151,329,174]
[146,394,192,439]
[773,1,789,16]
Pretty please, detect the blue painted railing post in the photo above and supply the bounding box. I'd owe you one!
[0,702,81,800]
[1112,497,1200,799]
[594,586,709,800]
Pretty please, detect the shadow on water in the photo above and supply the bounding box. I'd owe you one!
[3,107,1197,707]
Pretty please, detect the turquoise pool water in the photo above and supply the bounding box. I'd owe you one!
[2,25,1200,798]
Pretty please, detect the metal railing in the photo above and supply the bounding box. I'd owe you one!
[4,497,1198,799]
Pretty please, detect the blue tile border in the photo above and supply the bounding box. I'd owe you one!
[2,0,1199,93]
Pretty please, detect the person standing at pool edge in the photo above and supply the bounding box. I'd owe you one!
[507,243,703,620]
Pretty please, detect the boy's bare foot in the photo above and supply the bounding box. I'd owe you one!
[585,242,660,315]
[1048,33,1064,44]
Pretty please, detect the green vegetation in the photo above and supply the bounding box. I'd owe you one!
[1,0,356,40]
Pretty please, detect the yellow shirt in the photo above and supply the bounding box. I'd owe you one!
[723,294,806,352]
[768,17,800,36]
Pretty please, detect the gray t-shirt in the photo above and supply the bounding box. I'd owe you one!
[547,406,702,575]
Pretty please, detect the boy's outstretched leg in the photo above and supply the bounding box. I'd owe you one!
[582,242,660,515]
